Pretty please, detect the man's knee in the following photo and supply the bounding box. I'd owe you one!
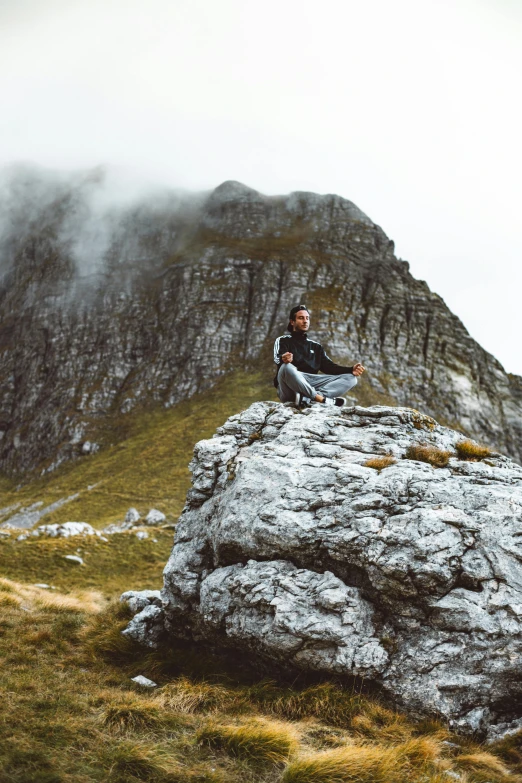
[341,373,357,391]
[279,362,296,379]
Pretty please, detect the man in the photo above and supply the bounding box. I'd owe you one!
[274,305,365,408]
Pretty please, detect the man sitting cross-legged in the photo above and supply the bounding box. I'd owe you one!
[273,305,365,408]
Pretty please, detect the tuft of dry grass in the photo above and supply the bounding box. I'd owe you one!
[364,456,396,471]
[405,443,452,468]
[454,750,512,779]
[492,728,522,774]
[0,576,103,613]
[100,693,162,733]
[99,739,172,782]
[280,738,442,783]
[246,681,366,727]
[455,439,493,461]
[197,718,299,766]
[350,702,412,743]
[82,600,142,664]
[160,677,237,714]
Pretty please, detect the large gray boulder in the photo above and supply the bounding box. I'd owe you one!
[124,401,522,737]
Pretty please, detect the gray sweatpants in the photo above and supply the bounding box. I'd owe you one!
[276,362,358,402]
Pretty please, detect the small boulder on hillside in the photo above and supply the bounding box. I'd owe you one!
[131,675,157,688]
[64,555,83,565]
[125,507,141,525]
[145,509,166,525]
[103,507,142,534]
[38,522,101,538]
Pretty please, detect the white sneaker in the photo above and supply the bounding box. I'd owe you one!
[323,397,346,408]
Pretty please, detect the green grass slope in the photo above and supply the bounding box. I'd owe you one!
[0,371,275,532]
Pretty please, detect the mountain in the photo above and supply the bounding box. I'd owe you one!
[0,167,521,477]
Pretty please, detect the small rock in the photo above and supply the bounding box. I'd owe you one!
[131,675,157,688]
[121,589,162,613]
[123,604,165,648]
[64,555,83,565]
[34,583,51,589]
[135,530,148,540]
[125,507,141,525]
[145,509,166,525]
[81,441,99,454]
[38,522,100,538]
[16,534,28,541]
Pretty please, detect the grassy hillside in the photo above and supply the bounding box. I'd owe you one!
[0,370,391,533]
[0,371,276,532]
[1,371,521,782]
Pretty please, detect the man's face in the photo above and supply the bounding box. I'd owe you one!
[291,310,310,332]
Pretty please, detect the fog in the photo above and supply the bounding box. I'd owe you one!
[1,0,521,372]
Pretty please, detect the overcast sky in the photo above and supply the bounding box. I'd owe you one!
[1,0,521,373]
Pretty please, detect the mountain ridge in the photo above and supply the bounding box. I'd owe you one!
[0,167,520,476]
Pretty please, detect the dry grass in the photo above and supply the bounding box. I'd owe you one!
[0,528,175,597]
[350,702,412,742]
[454,750,512,780]
[0,574,520,783]
[405,443,452,468]
[0,576,103,613]
[364,455,396,471]
[246,682,367,727]
[100,693,163,732]
[455,439,493,461]
[197,718,299,766]
[280,737,442,783]
[161,676,237,714]
[98,739,173,782]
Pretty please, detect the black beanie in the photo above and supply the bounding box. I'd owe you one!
[287,304,309,332]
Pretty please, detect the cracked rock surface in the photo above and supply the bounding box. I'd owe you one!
[125,401,522,737]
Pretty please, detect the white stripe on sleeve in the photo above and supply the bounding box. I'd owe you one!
[273,336,281,364]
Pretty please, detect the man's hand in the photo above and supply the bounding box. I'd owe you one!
[352,362,365,377]
[281,352,293,364]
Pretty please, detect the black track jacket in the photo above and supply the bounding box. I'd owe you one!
[273,331,354,388]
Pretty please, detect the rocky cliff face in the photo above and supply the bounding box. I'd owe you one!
[1,168,521,476]
[123,401,522,738]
